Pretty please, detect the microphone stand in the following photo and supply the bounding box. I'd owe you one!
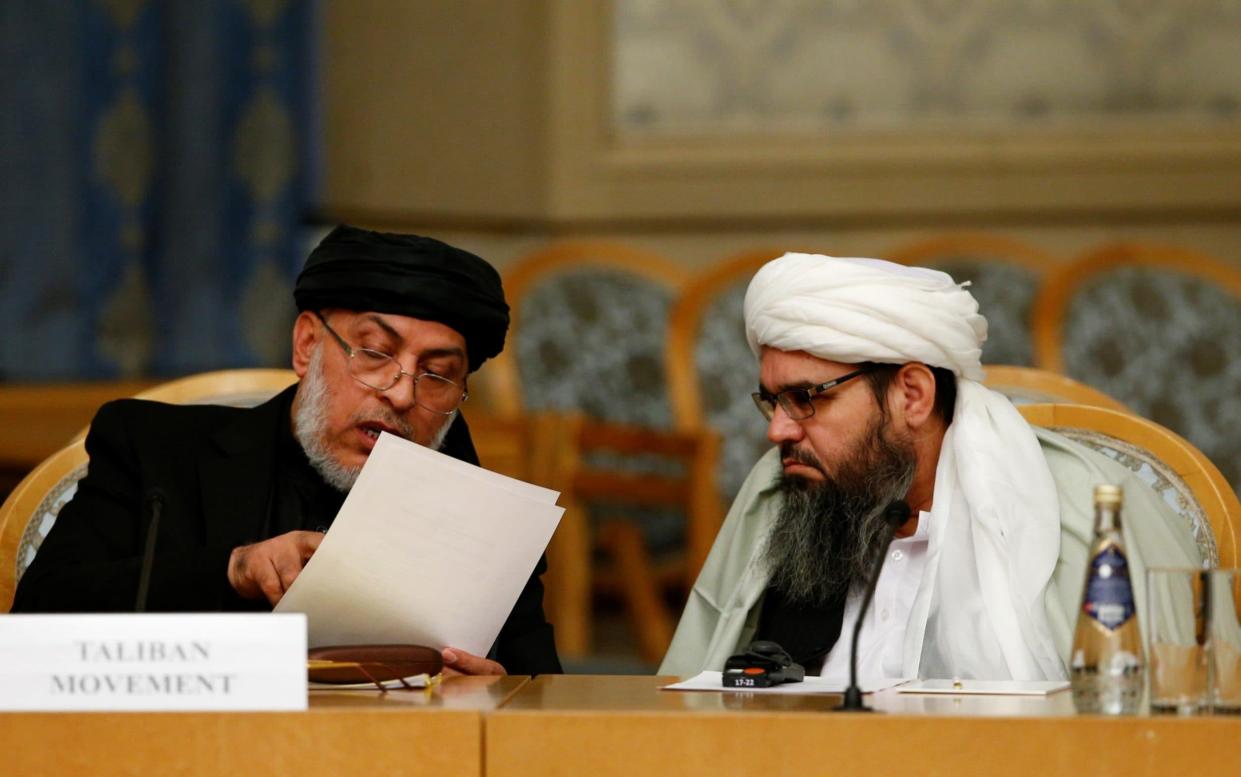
[134,489,165,613]
[835,499,911,712]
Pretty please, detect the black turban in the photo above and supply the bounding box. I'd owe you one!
[294,225,509,371]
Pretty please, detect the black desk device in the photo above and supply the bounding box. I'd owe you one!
[722,640,806,688]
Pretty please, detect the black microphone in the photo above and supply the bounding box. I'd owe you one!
[134,488,166,613]
[835,499,911,712]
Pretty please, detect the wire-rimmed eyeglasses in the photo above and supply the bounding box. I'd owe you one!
[315,312,467,416]
[751,366,875,422]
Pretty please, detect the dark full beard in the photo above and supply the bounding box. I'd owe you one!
[762,417,918,607]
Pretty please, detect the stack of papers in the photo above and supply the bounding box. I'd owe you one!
[276,432,564,657]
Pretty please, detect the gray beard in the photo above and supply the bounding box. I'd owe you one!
[762,417,917,607]
[293,345,457,493]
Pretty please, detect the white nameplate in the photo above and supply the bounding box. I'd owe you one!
[0,614,307,711]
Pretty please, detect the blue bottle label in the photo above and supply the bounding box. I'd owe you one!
[1082,545,1136,631]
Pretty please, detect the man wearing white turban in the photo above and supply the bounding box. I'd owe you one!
[659,254,1200,682]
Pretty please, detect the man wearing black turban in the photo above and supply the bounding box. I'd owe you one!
[14,225,562,676]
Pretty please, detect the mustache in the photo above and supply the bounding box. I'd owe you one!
[350,408,415,441]
[780,442,825,472]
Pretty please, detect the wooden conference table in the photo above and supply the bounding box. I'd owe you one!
[2,675,527,777]
[4,675,1238,777]
[490,675,1241,777]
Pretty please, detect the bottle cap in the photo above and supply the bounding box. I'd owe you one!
[1094,484,1123,505]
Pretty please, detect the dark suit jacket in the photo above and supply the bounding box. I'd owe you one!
[13,386,562,675]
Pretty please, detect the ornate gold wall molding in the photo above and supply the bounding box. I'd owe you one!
[323,0,1241,227]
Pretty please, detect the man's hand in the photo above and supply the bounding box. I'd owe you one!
[227,530,323,605]
[441,647,507,677]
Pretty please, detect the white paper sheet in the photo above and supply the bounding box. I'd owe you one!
[896,679,1070,696]
[662,671,910,695]
[275,432,564,656]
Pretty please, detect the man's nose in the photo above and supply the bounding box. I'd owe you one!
[381,371,418,412]
[766,403,804,445]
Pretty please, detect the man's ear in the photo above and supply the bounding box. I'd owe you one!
[290,311,321,378]
[892,363,937,430]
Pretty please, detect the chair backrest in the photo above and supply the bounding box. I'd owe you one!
[666,248,790,501]
[887,233,1058,367]
[481,242,687,427]
[1,369,299,611]
[1032,243,1241,492]
[565,417,723,580]
[983,365,1131,412]
[0,439,88,610]
[1019,403,1239,570]
[131,368,299,409]
[535,412,723,656]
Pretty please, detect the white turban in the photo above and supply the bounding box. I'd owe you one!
[744,253,1066,682]
[744,254,987,381]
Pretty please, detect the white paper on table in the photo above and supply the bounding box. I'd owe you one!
[275,432,564,656]
[896,679,1070,696]
[662,671,910,695]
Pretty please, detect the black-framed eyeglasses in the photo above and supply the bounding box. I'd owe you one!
[751,366,875,422]
[315,312,467,416]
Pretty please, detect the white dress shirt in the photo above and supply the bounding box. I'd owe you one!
[819,510,931,681]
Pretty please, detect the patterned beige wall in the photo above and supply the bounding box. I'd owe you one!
[614,0,1241,134]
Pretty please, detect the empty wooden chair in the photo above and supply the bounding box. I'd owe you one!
[1032,242,1241,492]
[482,241,688,426]
[482,242,721,661]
